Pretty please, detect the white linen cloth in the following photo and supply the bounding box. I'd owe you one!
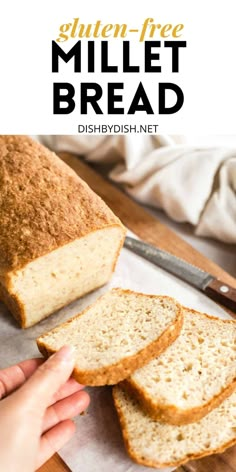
[42,135,236,244]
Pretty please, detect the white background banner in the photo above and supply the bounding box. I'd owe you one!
[0,0,236,134]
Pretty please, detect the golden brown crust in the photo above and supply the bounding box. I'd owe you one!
[123,306,236,424]
[37,290,183,386]
[112,386,236,468]
[184,306,236,326]
[0,136,125,274]
[0,277,26,327]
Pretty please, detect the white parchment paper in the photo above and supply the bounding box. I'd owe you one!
[0,244,232,472]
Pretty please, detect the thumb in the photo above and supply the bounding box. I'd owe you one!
[17,346,75,409]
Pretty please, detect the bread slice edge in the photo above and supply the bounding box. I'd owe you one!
[123,307,236,424]
[112,385,236,468]
[37,289,183,386]
[121,376,236,425]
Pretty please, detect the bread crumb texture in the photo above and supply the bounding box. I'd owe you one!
[37,289,182,385]
[126,308,236,421]
[113,385,236,468]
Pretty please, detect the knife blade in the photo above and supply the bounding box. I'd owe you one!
[124,236,236,315]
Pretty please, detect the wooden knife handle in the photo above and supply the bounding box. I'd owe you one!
[204,279,236,315]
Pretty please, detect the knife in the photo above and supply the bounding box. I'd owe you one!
[124,236,236,314]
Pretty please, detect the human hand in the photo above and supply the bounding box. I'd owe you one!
[0,346,90,472]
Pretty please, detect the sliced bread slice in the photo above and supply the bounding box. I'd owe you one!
[113,385,236,468]
[122,307,236,424]
[37,288,183,386]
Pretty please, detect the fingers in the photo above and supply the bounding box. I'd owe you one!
[51,377,84,404]
[17,346,75,410]
[37,419,76,469]
[0,358,43,399]
[43,390,90,433]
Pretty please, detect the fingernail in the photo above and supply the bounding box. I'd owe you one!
[55,345,75,363]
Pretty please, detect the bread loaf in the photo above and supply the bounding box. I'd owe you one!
[123,307,236,424]
[113,385,236,468]
[37,288,183,386]
[0,136,125,327]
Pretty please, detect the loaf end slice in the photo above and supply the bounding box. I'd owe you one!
[113,385,236,468]
[37,288,183,386]
[122,307,236,424]
[0,226,125,328]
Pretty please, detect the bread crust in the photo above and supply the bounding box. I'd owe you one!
[112,385,236,468]
[123,307,236,424]
[0,276,25,326]
[37,290,183,386]
[0,136,125,274]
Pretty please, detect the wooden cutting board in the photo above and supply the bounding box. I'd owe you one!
[38,153,236,472]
